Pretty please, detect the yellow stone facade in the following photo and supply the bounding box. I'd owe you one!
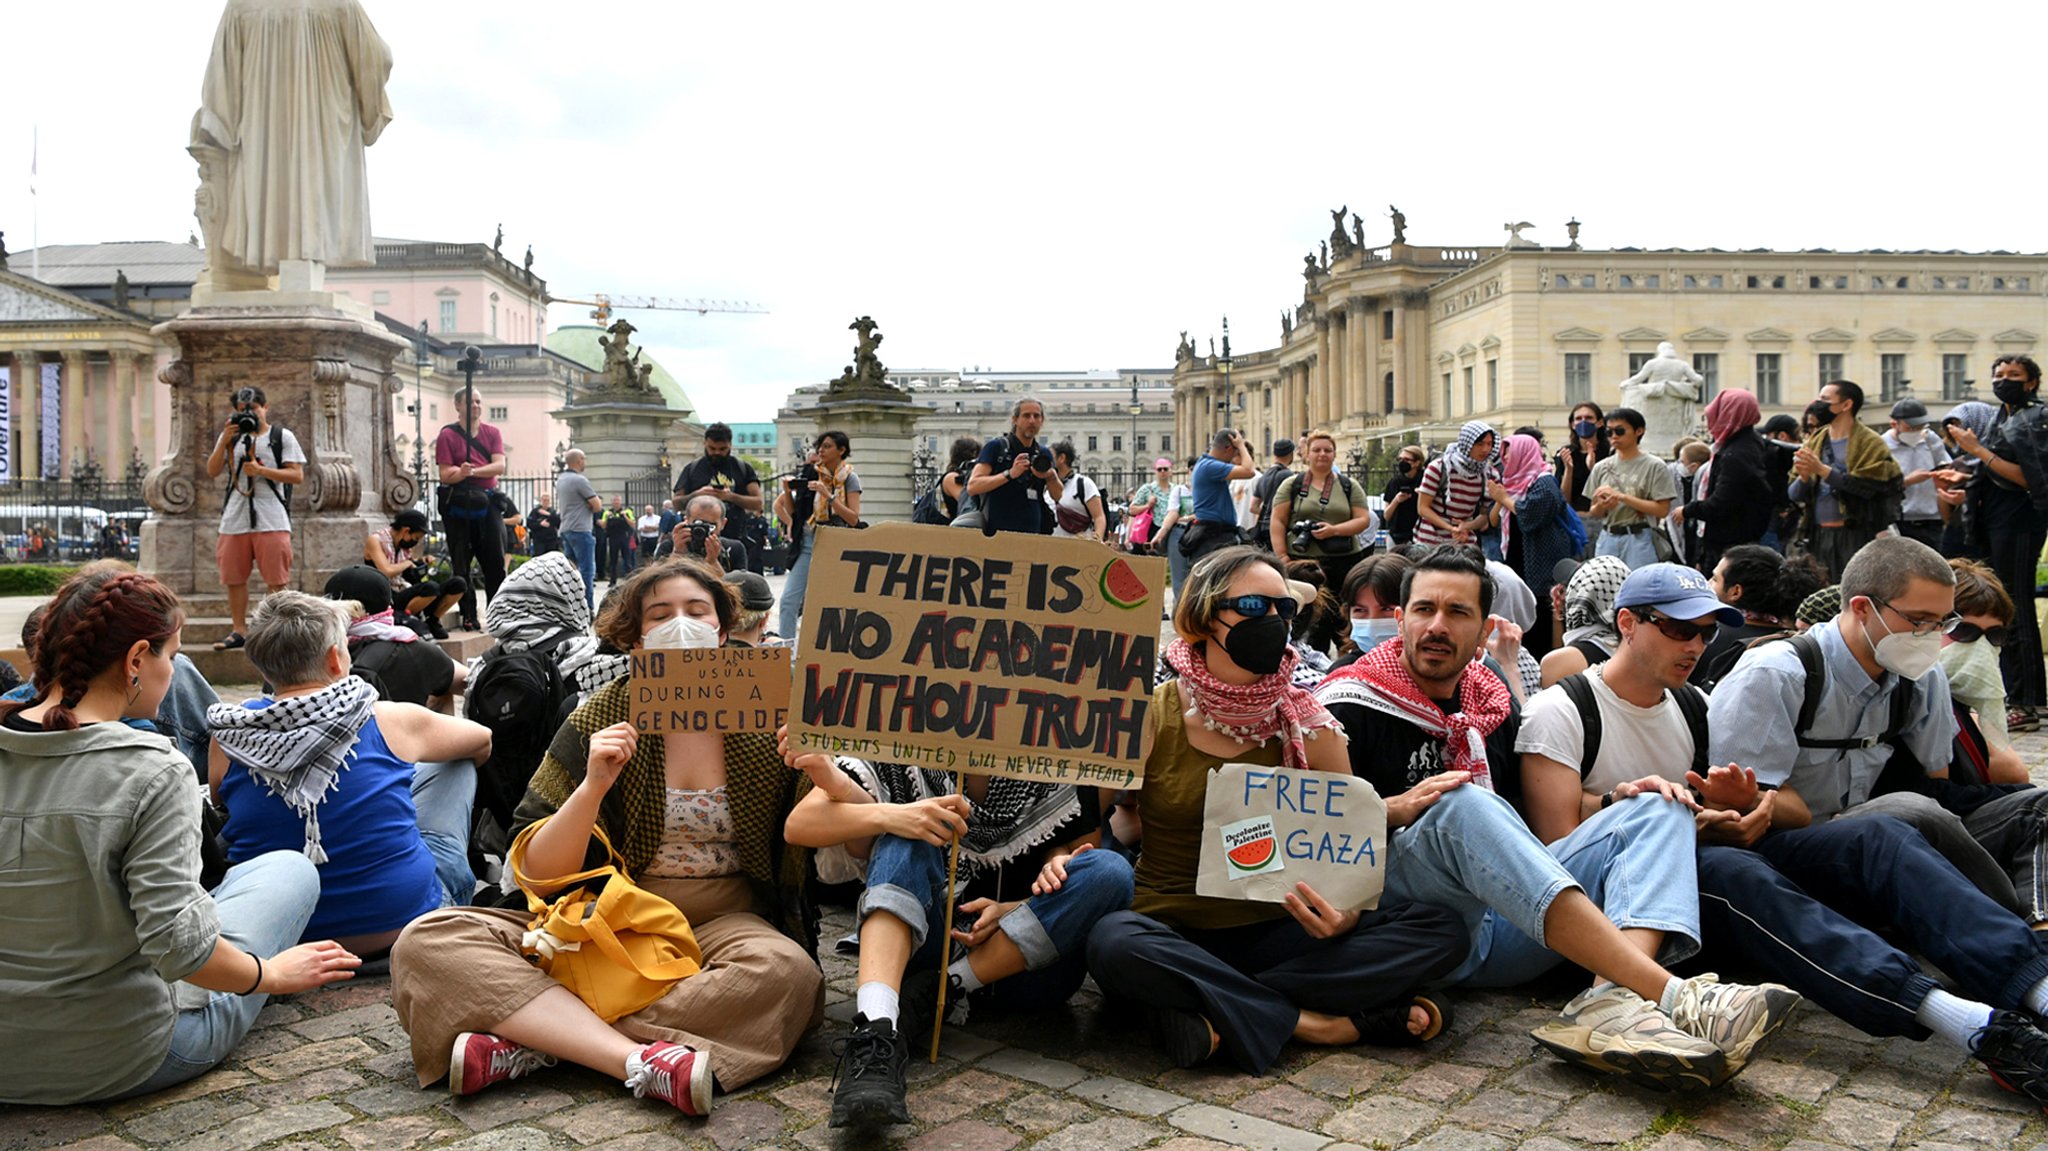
[1173,234,2048,459]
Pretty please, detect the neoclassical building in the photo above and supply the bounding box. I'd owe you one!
[1172,214,2048,460]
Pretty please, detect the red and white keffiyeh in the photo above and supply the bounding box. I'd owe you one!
[1314,636,1511,787]
[1165,637,1342,772]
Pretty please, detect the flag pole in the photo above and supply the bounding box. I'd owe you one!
[929,770,963,1064]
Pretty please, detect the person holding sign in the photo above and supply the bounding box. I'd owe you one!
[782,750,1131,1130]
[1314,545,1799,1091]
[775,431,862,644]
[1085,547,1471,1075]
[389,558,822,1117]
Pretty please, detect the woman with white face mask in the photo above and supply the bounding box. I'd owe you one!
[390,558,823,1119]
[1328,553,1411,673]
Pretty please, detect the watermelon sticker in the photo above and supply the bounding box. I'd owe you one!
[1221,816,1285,880]
[1098,557,1150,610]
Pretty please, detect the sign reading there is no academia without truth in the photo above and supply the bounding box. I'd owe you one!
[788,523,1167,786]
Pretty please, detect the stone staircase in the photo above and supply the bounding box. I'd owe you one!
[178,604,496,685]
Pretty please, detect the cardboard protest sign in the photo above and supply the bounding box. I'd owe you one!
[787,523,1167,786]
[630,647,793,734]
[1196,762,1387,910]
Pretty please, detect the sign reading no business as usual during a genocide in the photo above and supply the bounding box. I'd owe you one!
[787,523,1168,786]
[630,647,794,734]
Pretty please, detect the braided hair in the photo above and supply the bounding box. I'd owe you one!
[2,570,182,731]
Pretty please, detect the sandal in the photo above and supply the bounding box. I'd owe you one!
[212,631,246,651]
[1352,994,1452,1047]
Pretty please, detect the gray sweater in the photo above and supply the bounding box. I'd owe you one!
[0,721,220,1104]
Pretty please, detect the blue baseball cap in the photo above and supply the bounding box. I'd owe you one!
[1612,563,1743,628]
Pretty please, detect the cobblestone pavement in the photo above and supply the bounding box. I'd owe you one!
[8,619,2048,1148]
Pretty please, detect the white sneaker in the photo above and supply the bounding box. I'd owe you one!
[1666,972,1801,1073]
[1531,982,1724,1092]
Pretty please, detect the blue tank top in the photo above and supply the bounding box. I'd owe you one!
[221,701,441,940]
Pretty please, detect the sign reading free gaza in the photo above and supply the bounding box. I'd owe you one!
[1196,763,1388,911]
[789,523,1167,786]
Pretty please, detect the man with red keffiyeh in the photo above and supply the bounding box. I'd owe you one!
[1314,545,1801,1092]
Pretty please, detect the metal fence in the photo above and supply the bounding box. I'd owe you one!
[0,479,149,562]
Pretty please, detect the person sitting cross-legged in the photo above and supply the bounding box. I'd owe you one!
[1315,544,1800,1090]
[783,746,1133,1129]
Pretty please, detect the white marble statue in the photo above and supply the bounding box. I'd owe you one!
[1617,341,1704,456]
[189,0,393,287]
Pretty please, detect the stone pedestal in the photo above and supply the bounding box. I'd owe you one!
[812,386,919,523]
[554,396,685,497]
[140,301,414,598]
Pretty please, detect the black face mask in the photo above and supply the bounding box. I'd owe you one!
[1222,612,1291,676]
[1994,378,2035,409]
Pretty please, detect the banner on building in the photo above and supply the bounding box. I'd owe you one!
[788,523,1166,787]
[0,364,11,483]
[1194,762,1386,911]
[40,361,60,480]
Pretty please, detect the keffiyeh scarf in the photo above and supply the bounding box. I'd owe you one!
[1163,637,1341,773]
[1442,420,1499,477]
[842,759,1082,879]
[1315,636,1510,787]
[207,677,379,864]
[1562,555,1628,653]
[478,552,627,698]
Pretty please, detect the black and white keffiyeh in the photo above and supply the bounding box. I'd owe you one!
[476,552,628,698]
[206,677,379,864]
[837,759,1082,879]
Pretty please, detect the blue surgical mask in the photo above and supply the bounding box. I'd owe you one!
[1349,617,1400,653]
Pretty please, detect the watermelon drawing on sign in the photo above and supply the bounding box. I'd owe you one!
[1099,557,1149,610]
[1220,815,1284,879]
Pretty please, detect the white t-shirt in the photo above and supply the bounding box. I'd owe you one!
[1515,664,1697,796]
[219,426,306,536]
[1045,471,1101,538]
[638,513,662,537]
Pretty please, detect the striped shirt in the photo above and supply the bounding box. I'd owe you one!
[1414,457,1487,545]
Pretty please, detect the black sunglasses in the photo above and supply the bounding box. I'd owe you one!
[1604,424,1632,437]
[1951,620,2009,647]
[1632,608,1717,645]
[1219,593,1298,622]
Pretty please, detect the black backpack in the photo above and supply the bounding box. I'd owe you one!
[1557,673,1710,778]
[464,631,576,826]
[346,637,402,702]
[911,483,950,526]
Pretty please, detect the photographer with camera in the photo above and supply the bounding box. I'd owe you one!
[434,387,507,631]
[205,385,306,650]
[1266,430,1376,593]
[674,422,767,574]
[967,398,1063,534]
[365,509,466,640]
[653,494,749,573]
[1179,427,1258,565]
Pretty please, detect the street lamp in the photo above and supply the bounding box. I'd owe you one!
[1127,375,1143,493]
[1216,316,1234,428]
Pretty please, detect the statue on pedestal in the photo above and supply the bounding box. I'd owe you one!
[189,0,393,285]
[1329,205,1353,258]
[1351,213,1364,252]
[829,315,898,393]
[1175,331,1194,362]
[1388,205,1407,244]
[596,318,656,395]
[1617,341,1705,455]
[1303,253,1319,280]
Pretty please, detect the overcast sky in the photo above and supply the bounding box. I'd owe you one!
[5,2,2042,422]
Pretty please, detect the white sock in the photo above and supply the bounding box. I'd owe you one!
[948,956,985,994]
[855,981,899,1025]
[1917,989,1997,1051]
[2026,977,2048,1020]
[1657,976,1685,1016]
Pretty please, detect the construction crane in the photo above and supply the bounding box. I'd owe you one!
[543,292,769,326]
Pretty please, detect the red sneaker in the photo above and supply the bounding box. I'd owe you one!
[627,1041,713,1116]
[449,1031,555,1096]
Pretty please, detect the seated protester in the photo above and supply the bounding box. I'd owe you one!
[1281,558,1341,679]
[389,558,822,1116]
[1086,547,1471,1076]
[0,571,358,1105]
[209,592,488,956]
[1706,538,2048,1105]
[653,494,749,573]
[325,565,463,711]
[1539,556,1629,689]
[785,754,1133,1129]
[723,570,777,646]
[1328,553,1411,673]
[477,551,629,706]
[366,508,466,640]
[1943,558,2030,784]
[1794,584,1840,633]
[1315,545,1797,1090]
[1691,546,1820,691]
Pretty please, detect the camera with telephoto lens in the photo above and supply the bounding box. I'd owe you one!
[405,562,431,584]
[228,386,261,435]
[687,520,713,557]
[1290,518,1321,553]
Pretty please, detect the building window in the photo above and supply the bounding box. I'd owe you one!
[1628,352,1653,375]
[1683,274,1724,289]
[1620,273,1660,289]
[1817,353,1843,387]
[1943,354,1969,400]
[372,289,391,305]
[1160,434,1172,453]
[1462,366,1475,413]
[1934,276,1970,291]
[1619,274,1636,289]
[1486,359,1499,410]
[489,302,498,338]
[1442,373,1452,417]
[1263,388,1272,409]
[1111,434,1123,452]
[1808,275,1849,289]
[429,403,439,419]
[1382,310,1394,339]
[1881,353,1907,401]
[1087,434,1098,452]
[1384,372,1395,413]
[1755,354,1782,405]
[1995,276,2033,291]
[1135,434,1146,452]
[488,406,509,422]
[439,299,456,332]
[1746,275,1787,290]
[1693,353,1718,401]
[1564,354,1592,405]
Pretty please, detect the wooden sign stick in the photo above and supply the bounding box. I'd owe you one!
[930,770,965,1063]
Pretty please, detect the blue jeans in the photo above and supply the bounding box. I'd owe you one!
[561,530,597,610]
[116,852,321,1099]
[412,760,477,907]
[1594,527,1660,569]
[779,535,814,642]
[858,835,1134,1008]
[1163,524,1189,595]
[1383,785,1700,987]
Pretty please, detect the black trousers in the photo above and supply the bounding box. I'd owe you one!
[1086,904,1467,1074]
[444,512,505,622]
[1989,514,2047,709]
[398,577,467,618]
